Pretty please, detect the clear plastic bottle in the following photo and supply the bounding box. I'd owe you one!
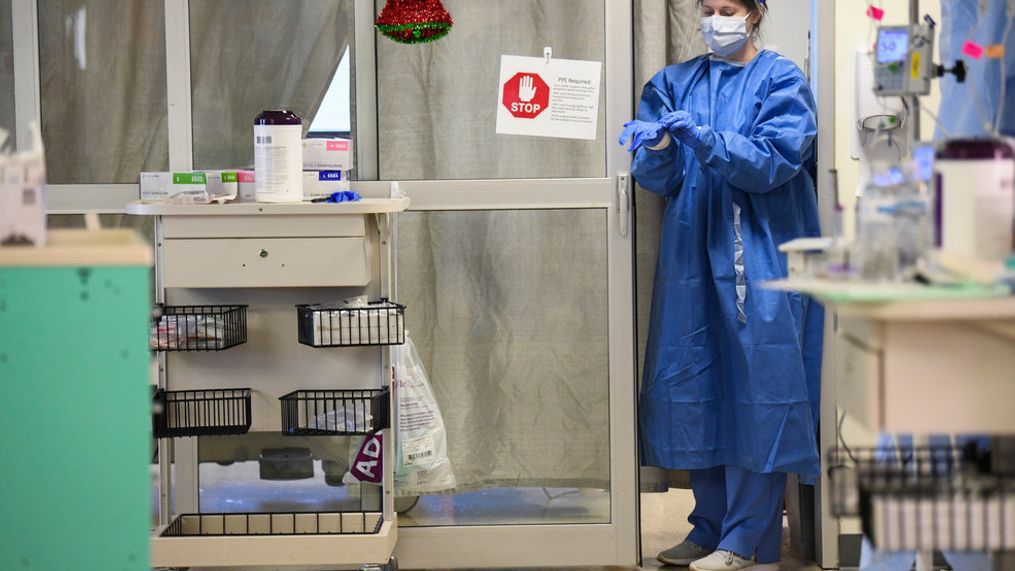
[855,167,903,281]
[893,177,931,274]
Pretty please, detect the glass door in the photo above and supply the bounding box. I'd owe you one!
[361,0,638,567]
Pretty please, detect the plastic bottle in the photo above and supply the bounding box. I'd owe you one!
[254,110,303,203]
[855,167,903,281]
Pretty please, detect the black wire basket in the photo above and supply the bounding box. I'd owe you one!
[296,299,405,348]
[828,445,1015,552]
[161,511,383,537]
[153,388,253,438]
[280,389,389,436]
[151,305,248,351]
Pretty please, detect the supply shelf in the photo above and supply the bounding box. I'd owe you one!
[151,515,397,569]
[280,388,390,436]
[151,304,248,351]
[828,446,1015,552]
[126,196,410,216]
[162,511,383,537]
[297,299,405,348]
[153,388,253,438]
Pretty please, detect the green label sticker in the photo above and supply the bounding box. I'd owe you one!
[173,172,207,185]
[220,172,238,183]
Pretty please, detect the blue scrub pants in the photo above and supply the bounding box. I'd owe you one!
[686,466,787,564]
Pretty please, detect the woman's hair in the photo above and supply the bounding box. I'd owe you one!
[697,0,767,40]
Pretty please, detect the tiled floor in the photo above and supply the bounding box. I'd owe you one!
[160,463,822,570]
[419,489,821,570]
[638,488,820,571]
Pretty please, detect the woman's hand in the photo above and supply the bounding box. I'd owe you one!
[619,120,666,152]
[659,111,702,149]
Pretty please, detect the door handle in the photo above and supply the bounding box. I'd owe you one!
[617,172,631,238]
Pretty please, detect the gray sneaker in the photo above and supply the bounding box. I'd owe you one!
[657,540,713,566]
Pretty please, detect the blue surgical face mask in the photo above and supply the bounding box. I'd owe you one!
[701,13,751,58]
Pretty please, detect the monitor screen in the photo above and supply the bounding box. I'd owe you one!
[877,28,910,63]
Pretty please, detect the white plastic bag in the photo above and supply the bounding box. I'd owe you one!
[393,333,456,495]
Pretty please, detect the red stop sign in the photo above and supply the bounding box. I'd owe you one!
[502,72,550,119]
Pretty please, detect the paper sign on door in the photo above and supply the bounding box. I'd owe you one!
[495,54,602,140]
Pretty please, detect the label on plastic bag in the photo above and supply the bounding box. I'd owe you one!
[350,433,383,484]
[402,435,436,467]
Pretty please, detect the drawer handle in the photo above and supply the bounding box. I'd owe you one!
[259,249,269,258]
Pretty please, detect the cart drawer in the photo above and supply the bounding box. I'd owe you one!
[163,237,370,288]
[834,318,883,429]
[162,215,366,239]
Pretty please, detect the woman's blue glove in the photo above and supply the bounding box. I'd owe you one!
[619,120,666,152]
[659,111,702,149]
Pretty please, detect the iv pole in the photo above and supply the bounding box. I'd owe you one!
[910,0,929,556]
[908,0,922,147]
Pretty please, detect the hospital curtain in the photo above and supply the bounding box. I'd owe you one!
[938,0,1015,138]
[0,1,14,146]
[189,0,352,170]
[38,0,169,184]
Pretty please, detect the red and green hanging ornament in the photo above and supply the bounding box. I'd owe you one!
[375,0,454,44]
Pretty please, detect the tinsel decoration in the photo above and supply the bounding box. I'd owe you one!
[375,0,454,44]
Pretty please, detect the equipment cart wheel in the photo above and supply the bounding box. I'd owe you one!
[395,495,420,514]
[361,556,398,571]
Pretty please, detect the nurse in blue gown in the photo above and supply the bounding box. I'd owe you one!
[620,0,823,569]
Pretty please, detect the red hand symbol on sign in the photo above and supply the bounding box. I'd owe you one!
[502,72,550,119]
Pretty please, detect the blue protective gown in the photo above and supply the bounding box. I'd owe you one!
[635,51,824,483]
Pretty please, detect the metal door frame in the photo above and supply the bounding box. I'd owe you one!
[354,0,639,567]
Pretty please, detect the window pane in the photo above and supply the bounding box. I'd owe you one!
[377,0,607,180]
[189,0,355,171]
[396,209,611,525]
[0,2,13,149]
[197,434,380,514]
[38,0,168,183]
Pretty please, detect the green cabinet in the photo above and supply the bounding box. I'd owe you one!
[0,230,152,571]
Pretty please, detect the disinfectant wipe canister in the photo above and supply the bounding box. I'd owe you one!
[935,139,1015,262]
[254,110,303,203]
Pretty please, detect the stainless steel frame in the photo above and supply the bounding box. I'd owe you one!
[811,0,841,567]
[367,0,640,566]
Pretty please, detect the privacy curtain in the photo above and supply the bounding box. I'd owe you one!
[938,0,1015,138]
[1,1,14,147]
[189,0,352,170]
[38,0,168,184]
[382,0,611,492]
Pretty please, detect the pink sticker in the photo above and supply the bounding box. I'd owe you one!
[237,170,255,183]
[962,40,985,60]
[350,433,383,484]
[866,6,885,21]
[326,140,350,152]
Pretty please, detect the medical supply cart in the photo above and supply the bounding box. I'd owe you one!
[0,229,153,571]
[128,198,409,570]
[774,281,1015,571]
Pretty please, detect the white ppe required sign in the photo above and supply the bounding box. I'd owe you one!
[495,54,602,140]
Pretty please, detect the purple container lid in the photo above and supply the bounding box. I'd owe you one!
[935,138,1014,160]
[255,110,302,125]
